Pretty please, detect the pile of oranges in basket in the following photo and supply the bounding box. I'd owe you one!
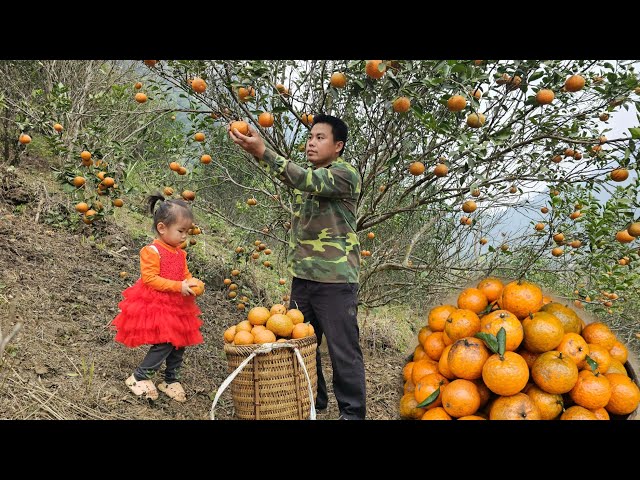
[223,304,314,346]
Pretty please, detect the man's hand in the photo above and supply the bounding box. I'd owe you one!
[228,124,266,159]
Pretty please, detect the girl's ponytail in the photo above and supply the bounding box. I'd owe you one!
[147,193,165,215]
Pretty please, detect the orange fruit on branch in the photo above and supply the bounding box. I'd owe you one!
[466,112,486,128]
[182,190,196,201]
[191,77,207,93]
[610,168,629,182]
[365,60,385,79]
[408,161,425,176]
[330,72,347,88]
[392,96,411,113]
[536,89,555,104]
[258,112,274,128]
[564,74,585,92]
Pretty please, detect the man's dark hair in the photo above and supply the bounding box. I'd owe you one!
[312,114,348,156]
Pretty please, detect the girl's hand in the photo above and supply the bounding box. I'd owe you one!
[181,280,195,296]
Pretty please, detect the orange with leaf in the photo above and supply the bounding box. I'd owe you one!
[446,337,489,380]
[413,372,449,409]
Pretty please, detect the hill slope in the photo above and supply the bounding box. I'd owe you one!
[0,157,404,420]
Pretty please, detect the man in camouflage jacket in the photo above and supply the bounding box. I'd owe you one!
[229,114,366,420]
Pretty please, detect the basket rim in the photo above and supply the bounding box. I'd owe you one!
[224,334,317,355]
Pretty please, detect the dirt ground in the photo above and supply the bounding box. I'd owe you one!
[0,157,404,420]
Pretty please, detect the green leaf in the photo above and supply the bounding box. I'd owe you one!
[416,386,440,408]
[475,332,499,353]
[629,127,640,139]
[388,75,401,89]
[585,355,598,373]
[494,128,511,141]
[528,71,544,82]
[478,302,494,315]
[452,63,467,75]
[497,327,506,356]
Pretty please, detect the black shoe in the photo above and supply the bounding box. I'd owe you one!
[315,405,327,412]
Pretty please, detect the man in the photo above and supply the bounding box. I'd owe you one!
[229,114,366,420]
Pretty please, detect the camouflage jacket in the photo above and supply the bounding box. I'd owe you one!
[260,148,361,284]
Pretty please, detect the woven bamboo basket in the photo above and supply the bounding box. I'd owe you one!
[222,335,318,420]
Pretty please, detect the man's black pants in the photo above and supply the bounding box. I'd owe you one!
[291,277,366,419]
[133,343,185,384]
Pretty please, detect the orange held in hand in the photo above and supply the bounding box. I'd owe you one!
[189,279,205,296]
[230,121,249,136]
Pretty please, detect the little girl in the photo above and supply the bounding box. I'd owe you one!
[112,194,203,402]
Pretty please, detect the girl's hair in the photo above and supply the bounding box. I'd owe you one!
[147,193,194,234]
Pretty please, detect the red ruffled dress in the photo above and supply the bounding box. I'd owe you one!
[112,241,203,348]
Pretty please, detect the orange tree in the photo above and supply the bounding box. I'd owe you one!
[136,60,639,313]
[0,60,193,229]
[7,60,639,318]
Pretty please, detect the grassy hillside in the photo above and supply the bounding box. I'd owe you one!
[0,155,412,419]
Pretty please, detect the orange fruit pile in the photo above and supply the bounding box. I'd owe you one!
[400,277,640,420]
[223,304,314,345]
